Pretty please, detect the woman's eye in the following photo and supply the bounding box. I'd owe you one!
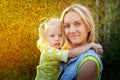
[75,23,81,27]
[64,25,70,28]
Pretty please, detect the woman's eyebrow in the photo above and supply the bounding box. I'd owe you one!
[63,23,69,25]
[74,19,81,22]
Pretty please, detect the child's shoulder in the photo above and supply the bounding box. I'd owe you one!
[40,42,49,51]
[62,43,69,50]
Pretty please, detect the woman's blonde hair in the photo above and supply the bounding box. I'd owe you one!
[37,18,61,49]
[60,4,95,49]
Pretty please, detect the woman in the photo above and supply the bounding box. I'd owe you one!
[59,4,103,80]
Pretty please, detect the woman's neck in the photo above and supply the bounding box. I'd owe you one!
[71,42,88,49]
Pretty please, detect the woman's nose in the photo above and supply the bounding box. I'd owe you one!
[69,25,76,33]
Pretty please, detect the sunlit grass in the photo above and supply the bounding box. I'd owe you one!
[0,0,80,79]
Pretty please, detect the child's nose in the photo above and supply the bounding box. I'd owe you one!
[55,36,59,40]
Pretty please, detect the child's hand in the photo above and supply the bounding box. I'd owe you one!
[90,43,103,55]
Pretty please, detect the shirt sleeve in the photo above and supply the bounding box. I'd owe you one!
[47,46,69,62]
[41,43,69,62]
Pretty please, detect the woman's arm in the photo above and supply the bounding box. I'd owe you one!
[77,60,98,80]
[68,43,103,58]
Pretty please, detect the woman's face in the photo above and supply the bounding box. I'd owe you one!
[63,11,90,47]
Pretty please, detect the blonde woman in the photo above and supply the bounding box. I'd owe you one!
[59,4,103,80]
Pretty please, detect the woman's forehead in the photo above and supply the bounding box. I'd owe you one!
[64,11,82,23]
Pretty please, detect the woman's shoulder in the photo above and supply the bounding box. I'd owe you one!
[81,49,101,60]
[77,49,103,71]
[77,49,103,80]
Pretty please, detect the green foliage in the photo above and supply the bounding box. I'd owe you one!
[101,0,120,80]
[102,0,120,66]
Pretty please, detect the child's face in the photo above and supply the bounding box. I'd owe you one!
[46,25,63,49]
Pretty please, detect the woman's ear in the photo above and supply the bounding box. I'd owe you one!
[86,26,90,33]
[87,28,90,33]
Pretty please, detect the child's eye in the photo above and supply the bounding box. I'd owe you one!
[50,35,54,37]
[59,34,62,37]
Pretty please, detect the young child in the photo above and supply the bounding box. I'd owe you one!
[35,18,102,80]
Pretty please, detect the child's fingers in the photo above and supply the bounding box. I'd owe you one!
[96,48,103,54]
[96,44,102,49]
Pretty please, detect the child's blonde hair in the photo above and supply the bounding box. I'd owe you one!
[37,18,61,49]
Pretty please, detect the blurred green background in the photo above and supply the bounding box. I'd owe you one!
[0,0,120,80]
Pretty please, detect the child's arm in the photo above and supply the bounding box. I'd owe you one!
[68,43,103,58]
